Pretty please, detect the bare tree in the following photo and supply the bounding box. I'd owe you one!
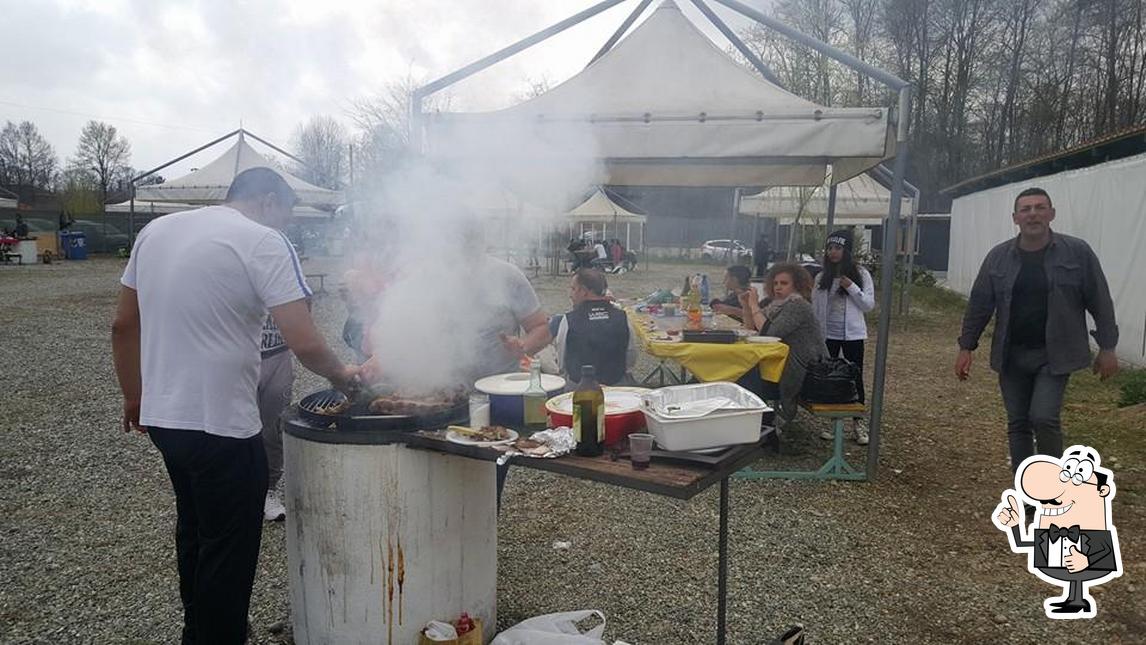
[291,116,348,189]
[70,120,131,204]
[0,120,58,196]
[347,76,451,190]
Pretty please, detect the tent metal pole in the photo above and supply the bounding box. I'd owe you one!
[132,128,241,183]
[417,0,628,99]
[726,188,741,263]
[867,86,913,479]
[825,183,838,232]
[689,0,785,87]
[710,0,909,91]
[243,130,309,167]
[901,198,920,316]
[588,0,655,67]
[129,185,136,246]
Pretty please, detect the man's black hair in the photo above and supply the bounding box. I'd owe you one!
[574,268,608,296]
[225,167,297,204]
[1014,187,1052,212]
[726,265,751,289]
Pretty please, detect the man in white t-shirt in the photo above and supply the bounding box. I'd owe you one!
[112,167,356,645]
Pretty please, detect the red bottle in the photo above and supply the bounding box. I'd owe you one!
[455,612,475,634]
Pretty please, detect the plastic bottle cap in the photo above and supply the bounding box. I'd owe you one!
[581,365,596,376]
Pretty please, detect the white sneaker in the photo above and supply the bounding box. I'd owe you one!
[853,420,870,446]
[819,427,835,441]
[264,493,286,522]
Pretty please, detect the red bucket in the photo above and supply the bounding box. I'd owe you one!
[545,386,649,446]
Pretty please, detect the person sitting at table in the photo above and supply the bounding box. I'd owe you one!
[548,268,637,386]
[710,265,754,322]
[738,262,827,426]
[13,215,29,239]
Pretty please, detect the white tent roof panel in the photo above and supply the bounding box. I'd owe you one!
[567,188,647,224]
[740,172,914,224]
[136,135,343,208]
[424,1,893,187]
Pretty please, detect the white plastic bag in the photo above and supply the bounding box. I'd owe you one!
[490,610,607,645]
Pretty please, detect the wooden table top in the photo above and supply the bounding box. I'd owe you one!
[403,431,767,500]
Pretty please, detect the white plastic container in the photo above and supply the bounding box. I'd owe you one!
[640,382,769,451]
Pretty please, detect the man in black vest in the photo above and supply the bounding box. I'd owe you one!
[548,268,635,385]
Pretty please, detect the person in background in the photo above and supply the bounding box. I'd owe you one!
[112,167,358,645]
[739,263,827,426]
[592,237,609,269]
[710,265,754,322]
[548,268,637,386]
[753,233,771,278]
[811,230,876,445]
[258,314,294,523]
[956,187,1119,475]
[13,214,28,239]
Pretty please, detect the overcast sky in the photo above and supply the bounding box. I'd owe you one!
[0,0,763,180]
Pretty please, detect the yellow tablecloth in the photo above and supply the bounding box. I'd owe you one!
[628,310,789,383]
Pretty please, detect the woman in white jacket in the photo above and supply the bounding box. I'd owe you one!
[811,230,875,444]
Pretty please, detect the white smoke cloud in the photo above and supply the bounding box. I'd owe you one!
[350,110,602,394]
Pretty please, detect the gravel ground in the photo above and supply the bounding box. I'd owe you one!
[1,256,1143,644]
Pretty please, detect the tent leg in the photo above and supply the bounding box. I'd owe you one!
[826,183,838,232]
[868,87,913,480]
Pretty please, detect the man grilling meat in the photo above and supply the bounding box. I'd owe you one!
[112,167,358,645]
[361,216,550,386]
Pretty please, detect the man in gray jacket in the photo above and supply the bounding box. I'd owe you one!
[955,187,1119,474]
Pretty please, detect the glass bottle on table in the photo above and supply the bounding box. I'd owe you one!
[572,365,605,457]
[685,274,702,330]
[522,358,549,432]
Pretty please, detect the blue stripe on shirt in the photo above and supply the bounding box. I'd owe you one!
[276,231,313,298]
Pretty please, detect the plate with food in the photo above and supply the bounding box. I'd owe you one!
[446,425,519,447]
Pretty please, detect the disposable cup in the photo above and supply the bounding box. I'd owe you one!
[629,433,654,470]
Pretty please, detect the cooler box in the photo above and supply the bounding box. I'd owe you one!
[61,231,88,260]
[640,382,768,451]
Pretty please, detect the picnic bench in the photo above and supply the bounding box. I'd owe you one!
[736,401,867,481]
[304,273,328,294]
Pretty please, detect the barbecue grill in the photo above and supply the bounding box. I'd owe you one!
[296,388,469,432]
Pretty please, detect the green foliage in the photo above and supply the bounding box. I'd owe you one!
[1118,369,1146,408]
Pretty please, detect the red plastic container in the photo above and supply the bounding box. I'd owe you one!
[545,387,649,446]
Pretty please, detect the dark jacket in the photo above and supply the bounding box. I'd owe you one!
[761,296,828,420]
[958,232,1118,375]
[557,300,630,386]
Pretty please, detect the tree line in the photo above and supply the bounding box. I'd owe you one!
[739,0,1146,209]
[0,119,157,216]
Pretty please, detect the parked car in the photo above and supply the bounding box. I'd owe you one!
[70,219,130,253]
[699,239,752,262]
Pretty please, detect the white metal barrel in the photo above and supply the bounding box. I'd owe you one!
[283,424,497,644]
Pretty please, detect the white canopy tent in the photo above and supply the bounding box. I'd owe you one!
[106,199,333,218]
[565,188,647,247]
[413,0,914,484]
[740,172,915,225]
[135,131,343,209]
[0,188,17,210]
[949,153,1146,368]
[420,1,895,188]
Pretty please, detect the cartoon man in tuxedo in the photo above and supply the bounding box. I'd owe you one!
[994,446,1122,618]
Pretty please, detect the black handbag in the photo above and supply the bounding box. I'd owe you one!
[800,357,860,404]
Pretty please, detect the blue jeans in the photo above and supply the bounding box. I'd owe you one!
[998,346,1070,473]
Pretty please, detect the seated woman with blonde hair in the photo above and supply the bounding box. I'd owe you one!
[737,262,828,425]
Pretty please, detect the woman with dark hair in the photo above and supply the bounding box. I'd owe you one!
[710,265,753,320]
[811,230,875,444]
[738,262,826,425]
